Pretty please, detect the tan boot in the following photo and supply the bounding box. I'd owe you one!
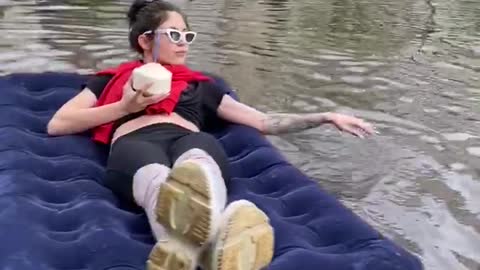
[203,200,275,270]
[133,164,198,270]
[147,237,201,270]
[148,149,228,270]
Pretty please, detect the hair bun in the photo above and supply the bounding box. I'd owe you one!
[127,0,155,25]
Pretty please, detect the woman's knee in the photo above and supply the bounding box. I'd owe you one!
[171,132,230,181]
[171,133,222,160]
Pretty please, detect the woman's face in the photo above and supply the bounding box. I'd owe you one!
[141,11,195,65]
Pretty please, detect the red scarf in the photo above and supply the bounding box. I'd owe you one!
[91,60,210,144]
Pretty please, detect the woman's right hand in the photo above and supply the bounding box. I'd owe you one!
[119,77,168,113]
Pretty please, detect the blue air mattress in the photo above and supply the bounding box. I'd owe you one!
[0,72,423,270]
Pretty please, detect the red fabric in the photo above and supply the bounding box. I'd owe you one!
[91,60,210,144]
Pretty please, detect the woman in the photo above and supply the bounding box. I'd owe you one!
[47,1,375,270]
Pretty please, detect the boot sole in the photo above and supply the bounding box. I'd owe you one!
[155,161,212,246]
[147,241,194,270]
[213,204,274,270]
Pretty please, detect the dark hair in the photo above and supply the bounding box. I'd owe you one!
[127,0,189,54]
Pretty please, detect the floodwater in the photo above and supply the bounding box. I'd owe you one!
[0,0,479,269]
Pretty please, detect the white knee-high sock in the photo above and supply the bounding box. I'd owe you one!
[133,163,171,241]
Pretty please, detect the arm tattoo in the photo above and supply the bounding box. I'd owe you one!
[262,113,331,135]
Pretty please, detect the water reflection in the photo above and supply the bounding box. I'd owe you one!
[34,0,131,72]
[0,5,7,19]
[0,0,479,269]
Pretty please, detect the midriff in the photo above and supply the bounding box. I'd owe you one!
[111,112,199,143]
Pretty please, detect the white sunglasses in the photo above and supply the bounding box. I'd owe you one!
[143,28,197,44]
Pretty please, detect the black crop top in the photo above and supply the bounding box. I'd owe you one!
[84,74,226,132]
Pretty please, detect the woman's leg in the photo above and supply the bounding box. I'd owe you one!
[144,130,274,270]
[104,136,172,241]
[132,163,171,242]
[169,132,230,242]
[147,132,229,270]
[167,133,274,270]
[108,125,219,270]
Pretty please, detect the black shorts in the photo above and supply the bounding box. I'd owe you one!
[103,123,230,207]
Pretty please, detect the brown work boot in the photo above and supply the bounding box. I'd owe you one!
[147,148,228,270]
[201,200,275,270]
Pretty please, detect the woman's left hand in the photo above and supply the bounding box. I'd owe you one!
[326,112,376,138]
